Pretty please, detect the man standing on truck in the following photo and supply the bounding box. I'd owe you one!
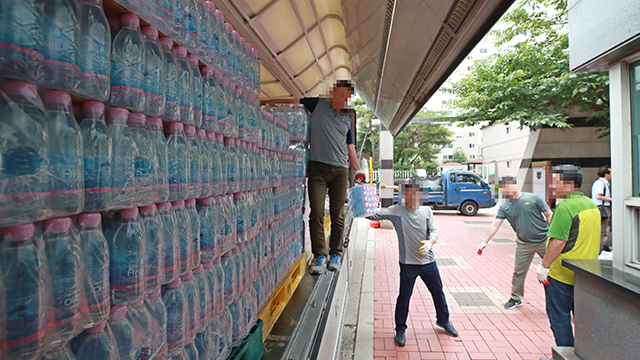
[301,80,366,275]
[477,176,553,309]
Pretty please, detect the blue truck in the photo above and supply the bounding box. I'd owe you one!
[393,171,496,216]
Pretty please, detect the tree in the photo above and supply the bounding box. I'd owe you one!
[446,0,609,133]
[452,149,468,163]
[353,97,379,163]
[393,122,454,171]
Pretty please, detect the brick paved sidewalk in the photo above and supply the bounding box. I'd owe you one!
[373,211,555,360]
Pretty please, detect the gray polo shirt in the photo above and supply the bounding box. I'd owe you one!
[367,205,438,265]
[496,192,550,242]
[308,98,353,168]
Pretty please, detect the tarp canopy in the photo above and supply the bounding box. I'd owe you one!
[213,0,514,135]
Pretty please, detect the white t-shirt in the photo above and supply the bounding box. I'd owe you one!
[591,178,610,206]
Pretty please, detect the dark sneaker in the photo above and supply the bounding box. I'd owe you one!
[310,256,327,275]
[327,253,342,271]
[394,331,406,346]
[436,321,459,337]
[504,298,522,309]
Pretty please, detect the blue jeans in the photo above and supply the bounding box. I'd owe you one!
[544,277,575,346]
[396,262,450,332]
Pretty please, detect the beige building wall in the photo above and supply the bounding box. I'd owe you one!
[437,123,483,164]
[481,123,532,182]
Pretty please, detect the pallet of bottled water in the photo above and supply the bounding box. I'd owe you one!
[347,186,379,218]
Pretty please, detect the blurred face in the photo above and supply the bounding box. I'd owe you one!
[404,186,419,208]
[330,86,352,111]
[605,169,611,181]
[551,173,573,199]
[500,182,518,199]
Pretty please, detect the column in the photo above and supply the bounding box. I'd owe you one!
[379,124,394,208]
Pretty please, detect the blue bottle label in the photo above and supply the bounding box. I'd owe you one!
[110,251,143,290]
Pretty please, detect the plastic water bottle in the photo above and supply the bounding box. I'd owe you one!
[129,112,157,205]
[220,307,232,359]
[160,36,179,121]
[172,0,185,42]
[0,81,50,227]
[180,270,199,345]
[108,107,137,210]
[0,0,44,82]
[192,264,209,334]
[77,213,110,328]
[184,126,202,199]
[80,101,112,212]
[224,23,235,81]
[140,204,164,295]
[158,202,179,284]
[106,208,145,305]
[197,197,215,262]
[175,45,193,125]
[194,327,212,360]
[183,341,199,360]
[215,133,227,195]
[142,26,165,117]
[181,0,198,52]
[212,258,225,314]
[172,200,192,276]
[198,130,212,197]
[147,117,170,203]
[234,192,246,244]
[188,55,203,128]
[71,321,118,360]
[0,223,48,360]
[167,122,189,201]
[163,277,186,357]
[228,299,244,347]
[200,66,216,131]
[44,217,83,343]
[145,288,168,358]
[41,342,76,360]
[75,0,110,101]
[156,0,173,33]
[207,132,221,196]
[44,90,84,216]
[221,251,236,307]
[225,137,238,193]
[194,0,208,60]
[108,305,141,360]
[127,296,155,360]
[42,0,80,91]
[110,14,145,112]
[185,198,201,270]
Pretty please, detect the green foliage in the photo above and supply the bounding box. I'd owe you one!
[393,122,454,170]
[446,0,609,133]
[353,97,379,160]
[452,149,468,163]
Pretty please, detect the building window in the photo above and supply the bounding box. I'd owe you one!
[469,144,476,148]
[447,111,454,116]
[442,100,449,105]
[467,66,473,71]
[506,127,510,134]
[469,132,475,137]
[506,161,511,168]
[456,136,461,139]
[470,155,476,159]
[630,60,640,196]
[467,55,473,60]
[443,144,453,149]
[479,48,487,53]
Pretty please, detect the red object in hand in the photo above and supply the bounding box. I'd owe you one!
[355,172,366,183]
[477,248,483,255]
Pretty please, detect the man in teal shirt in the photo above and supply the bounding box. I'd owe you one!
[477,176,553,309]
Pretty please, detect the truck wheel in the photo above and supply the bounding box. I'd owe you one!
[460,201,478,216]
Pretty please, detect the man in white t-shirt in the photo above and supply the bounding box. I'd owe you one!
[591,165,612,252]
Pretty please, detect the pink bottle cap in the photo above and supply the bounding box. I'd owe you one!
[128,112,146,125]
[148,288,162,297]
[147,117,162,127]
[215,10,224,20]
[187,54,199,66]
[168,277,182,288]
[157,202,172,212]
[251,48,258,56]
[86,321,107,334]
[141,26,158,39]
[216,133,224,142]
[131,296,145,307]
[185,125,196,134]
[202,66,214,77]
[1,223,35,240]
[121,13,140,27]
[202,261,212,268]
[197,129,206,138]
[174,46,187,58]
[121,208,139,219]
[3,80,38,98]
[193,264,204,273]
[225,23,233,33]
[222,77,229,86]
[225,137,234,146]
[185,199,196,207]
[171,200,185,209]
[181,270,193,280]
[170,121,184,132]
[206,131,216,139]
[202,197,214,205]
[159,36,174,50]
[204,1,215,12]
[110,107,129,120]
[83,101,104,114]
[45,217,72,233]
[232,30,239,39]
[140,204,157,215]
[214,71,223,82]
[244,43,252,51]
[79,213,102,227]
[239,37,246,46]
[109,305,127,320]
[44,90,72,105]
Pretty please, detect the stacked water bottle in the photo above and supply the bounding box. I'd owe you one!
[0,0,305,359]
[347,186,380,218]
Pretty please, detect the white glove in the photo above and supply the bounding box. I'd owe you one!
[537,265,550,285]
[477,241,487,255]
[419,240,432,256]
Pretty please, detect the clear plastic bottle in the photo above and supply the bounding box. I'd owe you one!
[185,198,201,270]
[129,112,158,206]
[142,26,165,117]
[0,223,48,360]
[172,0,185,42]
[72,320,118,360]
[180,0,198,52]
[145,288,168,359]
[202,2,217,64]
[109,14,145,112]
[42,0,80,91]
[191,264,209,335]
[163,277,186,357]
[234,192,246,245]
[77,213,110,328]
[75,0,110,101]
[140,204,164,295]
[185,125,202,199]
[213,70,226,135]
[224,23,235,82]
[0,81,50,226]
[160,36,179,121]
[174,45,193,125]
[172,200,192,276]
[220,250,236,307]
[156,0,174,35]
[213,9,227,76]
[200,261,217,321]
[44,90,84,216]
[194,326,212,360]
[107,107,137,210]
[207,132,221,196]
[167,122,189,201]
[198,197,216,263]
[108,305,141,360]
[183,341,199,360]
[41,342,76,360]
[158,201,179,284]
[105,207,145,305]
[193,0,208,60]
[80,101,112,212]
[180,270,199,345]
[198,130,212,198]
[147,117,170,203]
[0,0,44,82]
[127,296,159,359]
[187,54,203,128]
[216,133,228,195]
[228,298,244,347]
[225,137,238,193]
